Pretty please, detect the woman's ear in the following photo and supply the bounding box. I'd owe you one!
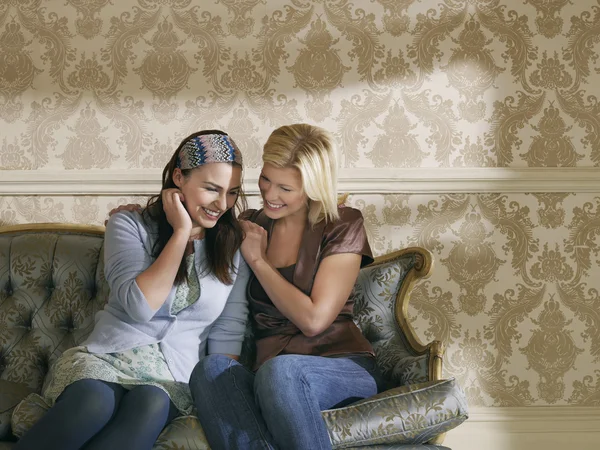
[173,168,183,188]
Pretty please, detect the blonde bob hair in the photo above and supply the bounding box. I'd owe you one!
[262,123,339,226]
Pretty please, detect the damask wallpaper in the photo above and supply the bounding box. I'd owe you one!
[1,0,600,408]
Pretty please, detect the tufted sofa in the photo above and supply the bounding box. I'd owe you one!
[0,223,467,449]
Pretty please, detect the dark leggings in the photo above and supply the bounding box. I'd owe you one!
[15,379,178,450]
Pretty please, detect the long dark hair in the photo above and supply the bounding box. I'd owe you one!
[144,130,247,285]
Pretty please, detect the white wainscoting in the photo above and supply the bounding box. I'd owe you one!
[443,406,600,450]
[2,167,600,195]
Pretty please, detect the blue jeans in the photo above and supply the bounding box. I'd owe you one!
[189,354,383,450]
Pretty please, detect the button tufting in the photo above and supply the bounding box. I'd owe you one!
[65,316,75,333]
[39,355,49,373]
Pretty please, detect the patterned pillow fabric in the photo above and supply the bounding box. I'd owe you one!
[322,378,468,448]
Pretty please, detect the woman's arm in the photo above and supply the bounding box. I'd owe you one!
[135,189,191,310]
[104,190,191,321]
[250,254,360,337]
[134,229,188,310]
[241,221,362,337]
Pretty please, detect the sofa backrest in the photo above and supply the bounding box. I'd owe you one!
[1,225,441,397]
[0,226,109,394]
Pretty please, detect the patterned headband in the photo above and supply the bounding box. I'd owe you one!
[177,134,243,170]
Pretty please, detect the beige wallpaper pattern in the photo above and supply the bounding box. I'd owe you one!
[2,0,600,407]
[1,0,600,169]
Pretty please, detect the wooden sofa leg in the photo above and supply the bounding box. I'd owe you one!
[427,432,446,445]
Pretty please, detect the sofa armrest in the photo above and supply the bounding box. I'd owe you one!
[0,380,34,413]
[322,378,468,449]
[0,380,35,440]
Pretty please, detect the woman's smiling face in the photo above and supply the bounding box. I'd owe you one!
[258,163,308,220]
[174,162,242,228]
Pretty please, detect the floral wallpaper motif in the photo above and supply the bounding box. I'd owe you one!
[2,0,600,408]
[1,0,599,169]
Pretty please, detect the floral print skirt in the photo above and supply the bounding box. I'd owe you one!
[42,344,193,415]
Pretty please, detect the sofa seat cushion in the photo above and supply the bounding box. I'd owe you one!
[154,415,210,450]
[322,378,468,448]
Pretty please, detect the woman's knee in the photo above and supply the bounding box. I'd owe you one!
[256,356,303,384]
[190,354,234,388]
[126,385,171,418]
[59,379,120,422]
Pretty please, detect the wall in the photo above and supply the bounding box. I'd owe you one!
[2,1,600,446]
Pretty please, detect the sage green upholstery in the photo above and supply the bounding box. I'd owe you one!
[0,224,467,449]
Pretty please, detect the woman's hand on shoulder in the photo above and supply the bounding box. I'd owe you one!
[104,203,143,225]
[162,188,192,235]
[240,220,268,266]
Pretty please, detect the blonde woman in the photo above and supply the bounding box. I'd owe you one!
[190,124,383,450]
